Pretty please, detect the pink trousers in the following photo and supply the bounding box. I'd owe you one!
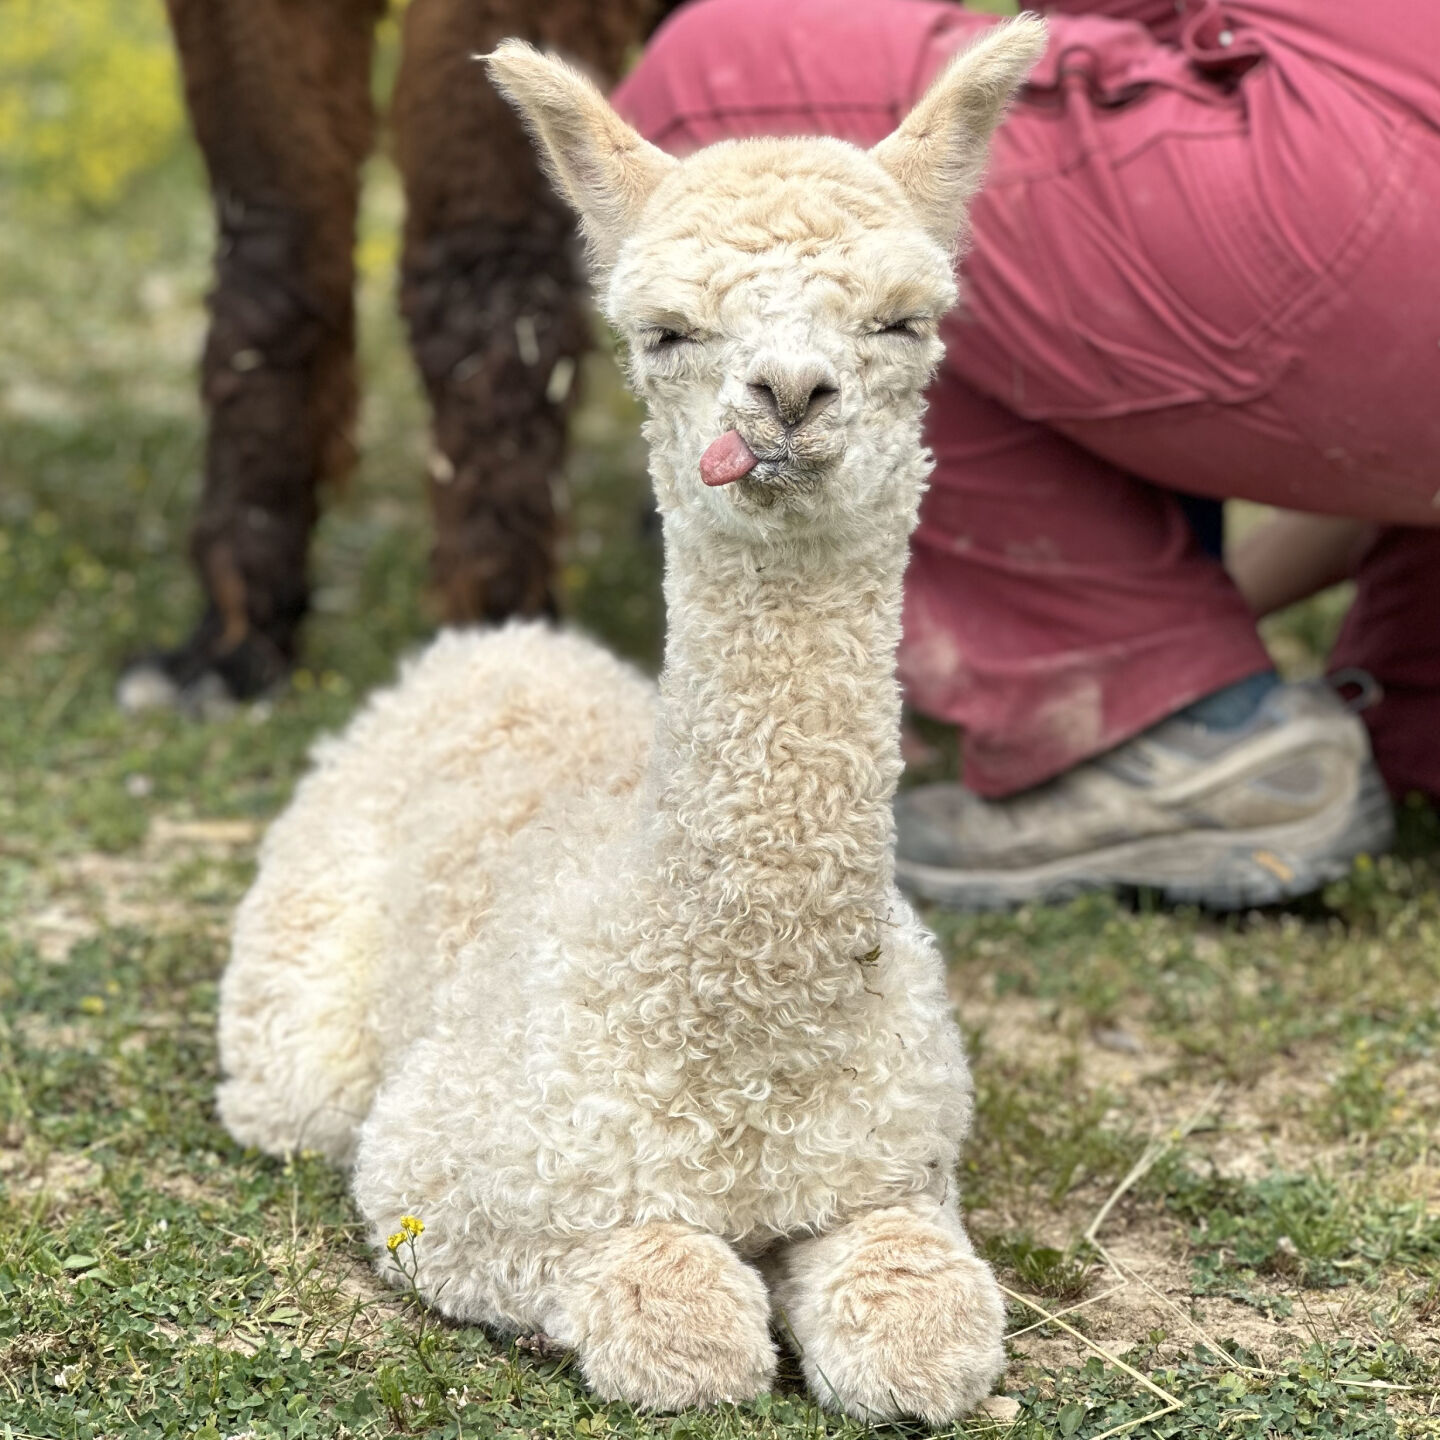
[616,0,1440,797]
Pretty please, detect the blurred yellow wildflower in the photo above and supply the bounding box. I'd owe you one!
[400,1215,425,1237]
[0,0,184,211]
[386,1232,405,1253]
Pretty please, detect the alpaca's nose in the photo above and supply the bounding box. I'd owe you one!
[745,357,839,432]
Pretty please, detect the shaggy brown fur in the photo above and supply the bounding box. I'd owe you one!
[137,0,677,703]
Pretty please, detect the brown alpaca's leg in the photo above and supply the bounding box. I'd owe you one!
[123,0,382,708]
[392,0,660,624]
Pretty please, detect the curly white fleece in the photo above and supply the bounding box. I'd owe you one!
[218,18,1047,1424]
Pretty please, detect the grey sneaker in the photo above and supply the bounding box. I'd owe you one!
[894,681,1394,910]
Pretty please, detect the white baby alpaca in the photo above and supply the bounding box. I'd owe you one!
[217,18,1045,1425]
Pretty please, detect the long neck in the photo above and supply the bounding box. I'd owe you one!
[634,508,911,1013]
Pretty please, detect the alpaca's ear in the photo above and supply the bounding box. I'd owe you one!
[871,14,1046,251]
[486,40,677,275]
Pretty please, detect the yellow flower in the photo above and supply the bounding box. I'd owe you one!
[79,996,105,1016]
[400,1215,425,1237]
[386,1232,405,1253]
[0,0,185,212]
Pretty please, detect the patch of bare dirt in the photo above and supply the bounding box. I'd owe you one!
[961,988,1177,1094]
[0,1145,105,1202]
[149,1318,261,1357]
[1000,1209,1371,1387]
[22,898,102,963]
[148,1168,224,1207]
[10,812,261,960]
[959,989,1431,1385]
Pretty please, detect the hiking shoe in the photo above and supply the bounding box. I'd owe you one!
[894,680,1394,911]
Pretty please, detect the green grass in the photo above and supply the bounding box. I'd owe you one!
[3,12,1440,1438]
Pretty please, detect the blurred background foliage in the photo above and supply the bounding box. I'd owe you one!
[0,0,419,218]
[0,0,185,211]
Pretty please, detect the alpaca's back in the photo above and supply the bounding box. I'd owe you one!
[217,622,655,1162]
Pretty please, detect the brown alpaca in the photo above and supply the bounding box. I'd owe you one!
[124,0,678,707]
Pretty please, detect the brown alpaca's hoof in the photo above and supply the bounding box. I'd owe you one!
[118,608,292,716]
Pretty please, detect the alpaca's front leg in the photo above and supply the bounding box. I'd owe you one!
[768,1200,1006,1425]
[549,1223,777,1410]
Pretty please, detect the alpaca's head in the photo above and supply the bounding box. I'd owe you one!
[488,19,1044,547]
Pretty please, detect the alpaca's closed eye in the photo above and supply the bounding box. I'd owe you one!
[640,327,697,353]
[872,318,931,339]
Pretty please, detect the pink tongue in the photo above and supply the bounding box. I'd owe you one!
[700,429,759,487]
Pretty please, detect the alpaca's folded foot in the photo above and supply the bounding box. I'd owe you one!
[771,1204,1006,1425]
[563,1223,776,1410]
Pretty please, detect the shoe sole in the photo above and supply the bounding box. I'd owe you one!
[895,763,1395,912]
